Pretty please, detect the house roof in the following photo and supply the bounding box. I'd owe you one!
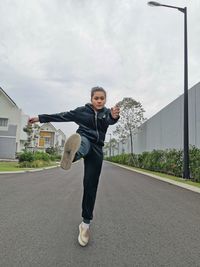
[40,122,57,132]
[0,87,18,107]
[56,129,66,138]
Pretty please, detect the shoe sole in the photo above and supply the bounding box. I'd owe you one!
[78,224,88,247]
[60,134,81,170]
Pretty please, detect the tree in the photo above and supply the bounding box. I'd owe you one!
[113,97,146,155]
[103,142,110,157]
[23,124,34,150]
[110,138,118,156]
[103,138,118,157]
[23,123,40,150]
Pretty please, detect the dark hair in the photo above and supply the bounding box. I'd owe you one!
[91,86,107,99]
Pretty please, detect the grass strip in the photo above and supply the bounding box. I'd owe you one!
[0,162,58,172]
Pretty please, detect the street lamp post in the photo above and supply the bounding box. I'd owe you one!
[147,1,190,179]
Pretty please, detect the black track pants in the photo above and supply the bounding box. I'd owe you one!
[82,143,103,221]
[74,136,103,221]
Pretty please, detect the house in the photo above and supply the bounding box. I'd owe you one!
[55,129,66,148]
[38,123,57,148]
[0,87,29,159]
[0,87,66,158]
[38,123,66,154]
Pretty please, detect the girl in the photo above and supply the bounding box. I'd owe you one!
[29,86,120,246]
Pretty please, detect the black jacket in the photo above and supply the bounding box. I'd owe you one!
[38,103,119,146]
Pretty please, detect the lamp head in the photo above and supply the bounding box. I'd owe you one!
[147,1,161,6]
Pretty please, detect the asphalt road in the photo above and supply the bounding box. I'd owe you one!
[1,161,200,267]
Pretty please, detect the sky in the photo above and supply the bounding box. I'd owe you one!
[0,0,200,139]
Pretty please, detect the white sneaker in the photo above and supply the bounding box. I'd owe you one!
[60,133,81,170]
[78,223,90,247]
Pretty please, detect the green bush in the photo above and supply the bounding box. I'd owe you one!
[19,160,51,168]
[46,147,57,155]
[105,146,200,182]
[33,152,50,162]
[163,149,182,177]
[50,154,61,161]
[18,152,34,162]
[189,146,200,182]
[45,147,61,161]
[17,150,62,169]
[18,151,51,162]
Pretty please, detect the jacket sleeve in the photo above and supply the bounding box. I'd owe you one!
[38,107,80,123]
[106,110,120,125]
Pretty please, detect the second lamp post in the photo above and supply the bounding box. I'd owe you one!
[148,1,190,179]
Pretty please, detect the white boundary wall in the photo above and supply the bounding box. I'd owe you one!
[111,82,200,155]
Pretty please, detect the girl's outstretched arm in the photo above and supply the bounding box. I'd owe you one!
[28,116,39,124]
[28,107,81,125]
[111,105,120,119]
[106,104,120,125]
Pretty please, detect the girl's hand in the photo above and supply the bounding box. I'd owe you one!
[28,116,39,124]
[111,105,120,119]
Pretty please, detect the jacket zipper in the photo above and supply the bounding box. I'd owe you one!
[94,111,99,143]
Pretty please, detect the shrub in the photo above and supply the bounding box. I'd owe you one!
[189,146,200,182]
[164,149,182,177]
[46,147,57,155]
[18,152,34,162]
[50,154,61,161]
[105,146,200,182]
[18,150,61,167]
[33,152,50,162]
[19,160,51,168]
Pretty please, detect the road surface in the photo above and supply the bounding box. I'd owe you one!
[1,161,200,267]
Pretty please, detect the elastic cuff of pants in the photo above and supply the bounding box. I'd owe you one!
[83,218,90,224]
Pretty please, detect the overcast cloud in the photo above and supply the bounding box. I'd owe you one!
[0,0,200,137]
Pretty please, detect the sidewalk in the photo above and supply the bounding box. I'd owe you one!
[0,165,60,174]
[108,161,200,194]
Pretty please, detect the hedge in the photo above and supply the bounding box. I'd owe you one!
[18,151,62,162]
[19,160,52,168]
[105,146,200,182]
[17,151,61,168]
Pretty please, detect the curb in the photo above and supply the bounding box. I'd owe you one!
[107,161,200,194]
[0,165,60,175]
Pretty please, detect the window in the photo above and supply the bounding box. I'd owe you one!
[0,118,8,127]
[44,137,50,145]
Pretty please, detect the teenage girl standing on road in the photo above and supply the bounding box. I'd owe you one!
[29,86,120,246]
